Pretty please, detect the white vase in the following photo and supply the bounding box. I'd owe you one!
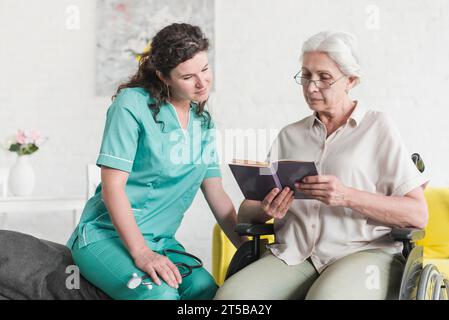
[8,155,36,196]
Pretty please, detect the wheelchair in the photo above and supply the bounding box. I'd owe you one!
[222,153,449,300]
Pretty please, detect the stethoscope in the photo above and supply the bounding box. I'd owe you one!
[127,272,155,290]
[127,249,203,290]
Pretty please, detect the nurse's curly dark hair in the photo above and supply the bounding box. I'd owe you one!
[113,23,211,130]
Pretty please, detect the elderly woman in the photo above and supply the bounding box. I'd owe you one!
[214,31,429,300]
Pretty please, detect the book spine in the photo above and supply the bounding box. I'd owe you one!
[269,164,283,190]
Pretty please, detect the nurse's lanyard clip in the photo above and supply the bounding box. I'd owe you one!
[127,249,203,290]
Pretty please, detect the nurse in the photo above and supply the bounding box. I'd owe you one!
[66,23,245,300]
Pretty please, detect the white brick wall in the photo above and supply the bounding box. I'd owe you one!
[1,0,449,273]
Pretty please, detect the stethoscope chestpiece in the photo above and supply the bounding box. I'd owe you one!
[127,273,153,290]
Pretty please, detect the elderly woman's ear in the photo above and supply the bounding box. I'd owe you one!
[346,76,358,92]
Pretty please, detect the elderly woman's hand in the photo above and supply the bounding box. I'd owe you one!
[295,175,349,206]
[261,187,295,219]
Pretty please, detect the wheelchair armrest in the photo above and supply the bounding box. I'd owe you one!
[234,223,274,236]
[226,223,274,280]
[390,227,425,242]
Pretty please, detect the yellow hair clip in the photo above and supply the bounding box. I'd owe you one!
[135,41,152,62]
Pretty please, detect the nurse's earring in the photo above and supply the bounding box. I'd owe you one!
[156,70,171,102]
[166,84,171,102]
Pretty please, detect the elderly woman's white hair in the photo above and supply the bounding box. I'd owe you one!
[300,31,362,86]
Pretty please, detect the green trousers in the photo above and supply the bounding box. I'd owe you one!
[214,248,405,300]
[71,236,217,300]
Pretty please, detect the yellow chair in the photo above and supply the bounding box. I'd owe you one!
[212,221,275,286]
[416,187,449,277]
[211,187,449,286]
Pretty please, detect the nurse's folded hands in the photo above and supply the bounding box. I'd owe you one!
[132,246,183,289]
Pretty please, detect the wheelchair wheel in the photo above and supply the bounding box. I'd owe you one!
[442,278,449,300]
[417,264,448,300]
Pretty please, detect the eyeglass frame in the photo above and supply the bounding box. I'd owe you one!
[293,70,346,89]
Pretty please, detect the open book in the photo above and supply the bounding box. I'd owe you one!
[229,159,319,201]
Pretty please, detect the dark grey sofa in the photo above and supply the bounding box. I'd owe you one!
[0,230,110,300]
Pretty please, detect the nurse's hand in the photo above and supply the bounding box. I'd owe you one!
[261,187,295,219]
[132,246,183,289]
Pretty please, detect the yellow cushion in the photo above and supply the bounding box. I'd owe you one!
[211,222,275,286]
[212,224,237,286]
[416,188,449,258]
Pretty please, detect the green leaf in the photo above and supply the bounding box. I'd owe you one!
[9,143,20,152]
[20,143,39,155]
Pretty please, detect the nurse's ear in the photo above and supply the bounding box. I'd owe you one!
[156,70,169,86]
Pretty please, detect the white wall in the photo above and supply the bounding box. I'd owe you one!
[1,0,449,273]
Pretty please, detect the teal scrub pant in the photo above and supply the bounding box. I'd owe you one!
[71,236,218,300]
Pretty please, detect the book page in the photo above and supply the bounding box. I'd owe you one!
[231,159,270,167]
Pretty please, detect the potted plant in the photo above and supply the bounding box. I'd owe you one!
[5,130,47,196]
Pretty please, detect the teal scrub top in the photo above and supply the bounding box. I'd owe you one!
[66,87,221,251]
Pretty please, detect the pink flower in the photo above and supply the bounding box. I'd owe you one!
[115,3,126,12]
[25,130,41,144]
[16,130,26,145]
[30,130,41,142]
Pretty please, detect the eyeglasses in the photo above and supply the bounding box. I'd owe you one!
[294,71,346,89]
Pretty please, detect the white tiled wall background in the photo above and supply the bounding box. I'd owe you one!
[1,0,448,273]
